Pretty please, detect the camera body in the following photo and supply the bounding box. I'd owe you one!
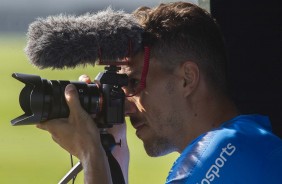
[11,65,128,128]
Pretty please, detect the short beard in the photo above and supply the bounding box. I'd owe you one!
[143,136,175,157]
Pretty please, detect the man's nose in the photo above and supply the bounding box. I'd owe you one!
[124,98,137,116]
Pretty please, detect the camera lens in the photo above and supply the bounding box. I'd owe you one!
[11,73,102,125]
[41,80,102,121]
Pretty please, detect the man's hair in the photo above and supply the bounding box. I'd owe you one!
[133,2,228,93]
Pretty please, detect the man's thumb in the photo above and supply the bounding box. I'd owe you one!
[65,84,83,114]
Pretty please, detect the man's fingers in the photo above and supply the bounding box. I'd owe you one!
[64,84,93,127]
[36,118,65,131]
[36,123,46,130]
[65,84,84,115]
[79,74,91,83]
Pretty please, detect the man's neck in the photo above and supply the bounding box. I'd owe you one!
[178,94,238,152]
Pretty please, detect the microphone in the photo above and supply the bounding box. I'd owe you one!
[25,8,144,69]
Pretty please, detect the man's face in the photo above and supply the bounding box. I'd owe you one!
[121,52,186,157]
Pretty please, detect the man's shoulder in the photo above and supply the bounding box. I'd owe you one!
[166,114,282,184]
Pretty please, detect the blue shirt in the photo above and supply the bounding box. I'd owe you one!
[166,114,282,184]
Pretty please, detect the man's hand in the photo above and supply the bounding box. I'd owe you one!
[36,84,102,158]
[36,74,129,183]
[37,83,112,183]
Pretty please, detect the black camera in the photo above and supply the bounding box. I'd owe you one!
[11,65,128,128]
[11,8,144,130]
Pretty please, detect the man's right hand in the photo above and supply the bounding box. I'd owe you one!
[37,83,113,183]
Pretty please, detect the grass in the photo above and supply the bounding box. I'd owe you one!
[0,34,178,184]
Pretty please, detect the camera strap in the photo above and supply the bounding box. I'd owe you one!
[106,150,126,184]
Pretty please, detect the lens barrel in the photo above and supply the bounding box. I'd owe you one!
[11,73,101,125]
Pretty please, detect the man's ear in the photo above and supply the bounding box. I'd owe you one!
[180,61,200,97]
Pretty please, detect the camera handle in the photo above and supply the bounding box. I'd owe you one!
[58,129,125,184]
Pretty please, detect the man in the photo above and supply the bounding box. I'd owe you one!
[37,2,282,183]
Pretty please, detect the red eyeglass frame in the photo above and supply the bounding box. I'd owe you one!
[126,46,150,97]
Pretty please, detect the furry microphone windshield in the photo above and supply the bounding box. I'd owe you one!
[25,8,144,69]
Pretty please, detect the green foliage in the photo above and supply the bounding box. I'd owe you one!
[0,35,178,184]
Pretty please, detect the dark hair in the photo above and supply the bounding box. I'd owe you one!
[133,2,228,93]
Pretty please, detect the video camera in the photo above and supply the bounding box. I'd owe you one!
[11,65,128,128]
[11,8,145,127]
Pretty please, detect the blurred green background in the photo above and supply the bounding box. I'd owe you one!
[0,34,179,183]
